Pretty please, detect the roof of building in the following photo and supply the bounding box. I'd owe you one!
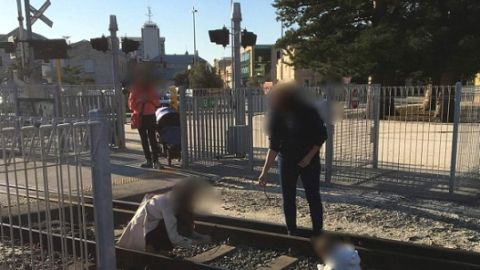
[0,28,48,42]
[151,53,207,65]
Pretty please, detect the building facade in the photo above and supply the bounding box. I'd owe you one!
[63,40,128,85]
[141,22,166,60]
[276,49,322,86]
[240,45,278,87]
[214,57,232,88]
[152,52,207,88]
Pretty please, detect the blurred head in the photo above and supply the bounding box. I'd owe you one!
[268,82,306,112]
[313,235,361,270]
[171,178,214,215]
[313,234,337,260]
[132,63,155,88]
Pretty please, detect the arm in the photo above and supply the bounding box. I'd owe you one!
[159,199,194,248]
[259,112,281,186]
[259,149,278,186]
[128,90,138,111]
[298,145,320,168]
[149,89,161,107]
[298,108,328,168]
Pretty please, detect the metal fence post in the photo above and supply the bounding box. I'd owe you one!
[179,87,189,168]
[89,109,117,270]
[449,82,462,194]
[325,85,334,183]
[372,85,381,169]
[247,89,254,171]
[11,81,20,117]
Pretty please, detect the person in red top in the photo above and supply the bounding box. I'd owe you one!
[129,67,161,168]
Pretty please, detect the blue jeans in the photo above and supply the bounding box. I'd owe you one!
[278,157,323,235]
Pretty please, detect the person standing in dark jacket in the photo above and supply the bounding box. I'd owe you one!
[258,83,328,236]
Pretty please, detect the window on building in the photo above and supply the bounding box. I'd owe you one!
[84,59,95,73]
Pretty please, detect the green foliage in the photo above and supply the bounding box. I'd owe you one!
[274,0,480,84]
[174,63,223,88]
[173,70,190,87]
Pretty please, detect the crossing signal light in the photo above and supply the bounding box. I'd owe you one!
[209,27,229,47]
[90,36,109,52]
[0,42,15,54]
[31,39,68,60]
[241,30,257,49]
[122,38,140,53]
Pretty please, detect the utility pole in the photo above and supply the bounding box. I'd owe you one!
[192,6,198,64]
[24,0,34,82]
[16,0,25,69]
[231,2,244,125]
[109,15,126,149]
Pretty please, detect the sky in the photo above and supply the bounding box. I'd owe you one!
[1,0,282,64]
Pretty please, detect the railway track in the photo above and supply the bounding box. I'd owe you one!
[2,187,480,269]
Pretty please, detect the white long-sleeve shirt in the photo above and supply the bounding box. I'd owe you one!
[117,193,193,251]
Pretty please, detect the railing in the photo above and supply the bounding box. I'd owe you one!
[0,84,124,148]
[179,84,480,194]
[0,110,116,269]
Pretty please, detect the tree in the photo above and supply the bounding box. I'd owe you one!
[174,63,223,88]
[273,0,480,85]
[173,70,190,87]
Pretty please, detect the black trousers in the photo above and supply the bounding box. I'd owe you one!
[278,156,323,235]
[138,114,159,162]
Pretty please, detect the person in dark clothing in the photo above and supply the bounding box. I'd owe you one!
[258,83,328,236]
[128,67,161,168]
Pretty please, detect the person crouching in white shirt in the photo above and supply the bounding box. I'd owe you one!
[313,234,361,270]
[117,179,212,254]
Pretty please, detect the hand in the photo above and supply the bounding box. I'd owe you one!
[258,173,267,187]
[298,156,312,168]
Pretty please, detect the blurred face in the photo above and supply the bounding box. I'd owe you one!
[173,180,216,215]
[313,235,335,260]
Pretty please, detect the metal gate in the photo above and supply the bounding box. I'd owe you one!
[0,111,116,269]
[180,88,250,167]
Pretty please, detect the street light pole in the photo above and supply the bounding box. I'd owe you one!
[109,15,126,149]
[192,6,198,64]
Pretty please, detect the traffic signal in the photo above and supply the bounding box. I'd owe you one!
[241,30,257,49]
[0,42,15,53]
[122,38,140,53]
[30,39,68,60]
[208,27,229,47]
[90,36,109,52]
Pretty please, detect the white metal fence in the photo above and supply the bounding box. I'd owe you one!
[0,84,124,148]
[0,111,116,269]
[179,84,480,194]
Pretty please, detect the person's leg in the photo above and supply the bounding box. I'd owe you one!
[300,158,323,235]
[144,115,160,163]
[145,220,174,253]
[278,157,300,235]
[138,124,152,167]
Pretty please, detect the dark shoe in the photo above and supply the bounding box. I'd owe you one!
[141,161,153,168]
